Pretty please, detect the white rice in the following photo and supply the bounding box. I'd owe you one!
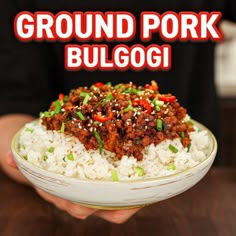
[17,120,210,181]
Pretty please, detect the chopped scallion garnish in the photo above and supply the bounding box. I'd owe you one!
[104,92,114,102]
[80,92,89,97]
[124,100,133,112]
[180,132,185,139]
[168,144,178,153]
[125,87,140,95]
[156,119,163,131]
[188,120,194,125]
[54,100,62,114]
[43,111,53,118]
[67,153,74,161]
[156,100,164,106]
[93,121,102,125]
[94,130,103,154]
[25,128,34,133]
[83,94,90,105]
[77,111,86,121]
[135,166,145,176]
[60,122,65,133]
[106,81,112,86]
[187,143,192,152]
[48,147,55,153]
[167,163,176,170]
[111,169,119,181]
[42,155,48,161]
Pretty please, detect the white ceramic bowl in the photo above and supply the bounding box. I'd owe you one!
[11,121,217,210]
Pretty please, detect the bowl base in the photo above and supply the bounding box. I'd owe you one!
[72,201,150,210]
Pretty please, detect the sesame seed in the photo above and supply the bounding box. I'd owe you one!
[145,119,149,122]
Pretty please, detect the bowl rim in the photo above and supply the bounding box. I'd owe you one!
[11,119,217,185]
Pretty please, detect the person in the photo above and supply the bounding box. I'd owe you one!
[0,0,235,224]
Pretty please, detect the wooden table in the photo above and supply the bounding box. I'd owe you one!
[0,167,235,236]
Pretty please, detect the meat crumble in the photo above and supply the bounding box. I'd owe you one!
[41,81,194,160]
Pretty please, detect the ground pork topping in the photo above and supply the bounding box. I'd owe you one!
[41,81,194,160]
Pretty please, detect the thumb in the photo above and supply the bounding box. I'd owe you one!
[6,151,18,168]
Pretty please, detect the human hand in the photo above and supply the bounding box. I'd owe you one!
[5,152,140,224]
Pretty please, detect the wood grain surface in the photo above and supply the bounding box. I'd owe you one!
[0,167,235,236]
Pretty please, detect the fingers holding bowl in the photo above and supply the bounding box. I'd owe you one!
[35,188,98,220]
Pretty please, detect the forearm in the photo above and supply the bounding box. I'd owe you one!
[0,114,35,184]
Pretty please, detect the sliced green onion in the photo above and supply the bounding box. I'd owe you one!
[91,85,98,91]
[60,122,65,133]
[23,155,27,160]
[152,96,158,105]
[155,105,161,111]
[25,127,34,133]
[155,100,164,106]
[54,100,62,114]
[80,92,89,97]
[77,111,86,121]
[100,92,114,106]
[83,94,90,105]
[67,153,74,161]
[93,121,102,125]
[125,87,140,95]
[167,163,176,170]
[156,119,163,131]
[187,143,192,152]
[104,92,114,102]
[188,119,194,125]
[106,81,112,86]
[135,166,145,176]
[94,130,103,154]
[42,155,48,161]
[169,144,178,153]
[124,100,133,112]
[111,169,119,181]
[180,132,185,139]
[63,95,69,102]
[48,147,55,153]
[43,111,53,118]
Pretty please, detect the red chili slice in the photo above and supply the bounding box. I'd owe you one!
[93,82,104,88]
[132,99,152,114]
[94,112,114,122]
[64,106,76,112]
[145,80,158,91]
[158,95,176,102]
[58,93,64,101]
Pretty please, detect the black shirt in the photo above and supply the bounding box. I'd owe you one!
[1,0,236,163]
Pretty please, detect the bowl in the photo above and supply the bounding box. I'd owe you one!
[11,121,217,210]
